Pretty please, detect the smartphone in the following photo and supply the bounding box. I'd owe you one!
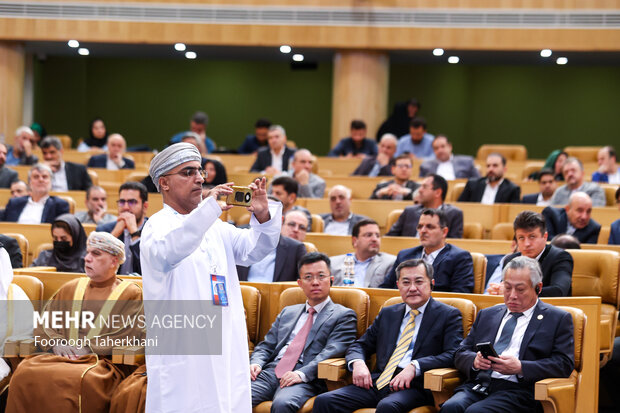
[226,186,252,206]
[476,342,499,359]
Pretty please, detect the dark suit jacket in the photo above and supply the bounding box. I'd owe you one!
[542,207,601,244]
[250,299,357,382]
[0,195,69,223]
[0,167,18,188]
[0,234,23,268]
[455,301,574,388]
[419,155,479,179]
[65,162,92,190]
[610,219,620,245]
[521,193,539,204]
[346,299,462,382]
[97,218,146,274]
[380,244,474,293]
[457,177,521,203]
[386,204,463,238]
[87,154,136,169]
[370,180,419,201]
[503,244,573,297]
[250,147,296,173]
[484,254,504,288]
[237,235,306,282]
[352,156,393,177]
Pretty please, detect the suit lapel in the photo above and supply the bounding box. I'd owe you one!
[474,179,486,200]
[487,305,507,342]
[277,305,306,353]
[364,255,380,286]
[412,298,437,357]
[303,300,334,352]
[41,197,52,223]
[520,302,546,358]
[495,180,507,202]
[385,304,407,356]
[272,238,285,282]
[431,245,450,270]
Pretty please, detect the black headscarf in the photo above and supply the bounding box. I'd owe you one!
[375,100,415,140]
[203,158,228,189]
[85,117,109,148]
[48,214,87,272]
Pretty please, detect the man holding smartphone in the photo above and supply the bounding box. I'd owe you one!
[440,256,574,413]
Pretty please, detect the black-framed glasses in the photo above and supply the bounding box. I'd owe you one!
[117,199,139,207]
[162,167,207,180]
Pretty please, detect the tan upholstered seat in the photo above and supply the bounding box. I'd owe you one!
[448,183,465,203]
[600,184,619,207]
[86,169,99,186]
[598,227,610,244]
[241,285,261,353]
[303,242,318,253]
[563,146,602,163]
[568,249,619,364]
[386,209,404,232]
[3,233,29,268]
[491,222,514,241]
[254,287,370,413]
[463,222,483,239]
[11,275,44,311]
[34,243,53,258]
[311,214,325,233]
[469,252,487,295]
[476,144,527,162]
[56,195,76,214]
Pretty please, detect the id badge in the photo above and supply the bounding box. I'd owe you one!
[210,274,229,306]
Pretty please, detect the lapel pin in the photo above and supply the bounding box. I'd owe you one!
[537,315,543,320]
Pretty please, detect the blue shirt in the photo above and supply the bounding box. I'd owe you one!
[5,146,38,166]
[395,133,435,159]
[328,137,378,157]
[247,248,277,282]
[353,255,373,287]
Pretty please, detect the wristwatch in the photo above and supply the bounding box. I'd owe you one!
[130,230,142,237]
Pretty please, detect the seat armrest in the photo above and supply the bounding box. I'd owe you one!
[424,368,464,408]
[535,376,577,413]
[112,346,145,365]
[18,339,37,356]
[3,339,20,357]
[318,358,348,381]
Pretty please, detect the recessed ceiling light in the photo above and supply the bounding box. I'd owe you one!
[185,51,197,59]
[78,48,89,56]
[432,48,444,56]
[280,45,292,54]
[540,49,552,58]
[68,40,79,48]
[292,54,304,62]
[556,57,568,65]
[448,56,459,64]
[174,43,186,51]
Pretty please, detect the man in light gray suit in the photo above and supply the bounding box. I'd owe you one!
[279,149,326,198]
[419,135,479,180]
[250,252,358,412]
[330,219,396,287]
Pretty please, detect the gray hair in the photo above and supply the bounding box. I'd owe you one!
[15,126,34,138]
[28,163,53,182]
[269,124,286,137]
[395,258,434,282]
[563,156,584,171]
[328,185,352,199]
[502,256,542,287]
[379,133,398,145]
[40,136,63,151]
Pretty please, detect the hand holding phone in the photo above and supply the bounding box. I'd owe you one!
[476,342,499,359]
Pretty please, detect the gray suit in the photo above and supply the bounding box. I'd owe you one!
[279,171,326,198]
[0,166,18,188]
[550,182,606,207]
[419,155,480,179]
[386,204,464,238]
[250,299,357,412]
[330,252,396,287]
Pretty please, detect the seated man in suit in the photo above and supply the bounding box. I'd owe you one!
[543,192,601,244]
[250,124,296,174]
[281,210,309,242]
[609,187,620,245]
[522,168,556,206]
[238,118,271,155]
[550,157,606,207]
[440,256,574,413]
[0,234,23,268]
[387,174,463,238]
[592,146,620,184]
[419,135,479,180]
[40,137,92,191]
[314,258,463,413]
[329,119,378,158]
[270,176,312,229]
[96,181,148,274]
[486,211,573,297]
[9,180,29,198]
[352,133,397,177]
[321,185,367,235]
[458,153,521,204]
[380,209,474,292]
[0,143,19,188]
[278,149,325,198]
[0,164,69,224]
[371,155,419,201]
[74,185,117,225]
[87,133,135,170]
[249,252,357,412]
[395,117,435,159]
[330,219,396,287]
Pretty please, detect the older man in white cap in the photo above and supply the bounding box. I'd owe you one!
[141,142,281,413]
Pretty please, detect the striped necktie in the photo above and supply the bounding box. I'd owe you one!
[376,308,420,390]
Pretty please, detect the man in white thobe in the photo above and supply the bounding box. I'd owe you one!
[141,143,281,413]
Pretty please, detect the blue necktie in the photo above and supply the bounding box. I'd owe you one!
[495,312,523,354]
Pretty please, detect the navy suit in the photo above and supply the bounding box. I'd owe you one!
[441,301,574,413]
[609,219,620,245]
[87,154,135,169]
[484,254,504,289]
[250,147,296,173]
[250,299,357,412]
[386,204,464,239]
[542,206,601,244]
[458,177,521,204]
[521,193,539,204]
[237,235,306,282]
[380,244,474,293]
[313,299,463,413]
[352,156,393,177]
[0,234,23,268]
[0,195,69,223]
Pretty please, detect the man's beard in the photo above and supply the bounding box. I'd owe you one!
[487,173,502,183]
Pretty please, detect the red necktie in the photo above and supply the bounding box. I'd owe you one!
[275,307,316,378]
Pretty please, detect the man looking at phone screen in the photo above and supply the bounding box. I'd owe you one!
[440,256,574,413]
[141,142,282,412]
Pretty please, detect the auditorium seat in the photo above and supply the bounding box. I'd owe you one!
[469,252,487,294]
[386,209,403,232]
[87,169,99,186]
[303,242,318,253]
[491,222,514,241]
[476,144,527,162]
[311,214,325,232]
[463,222,483,239]
[598,227,610,244]
[241,285,261,354]
[600,184,619,207]
[564,146,602,163]
[11,275,44,311]
[448,182,465,203]
[56,195,76,214]
[4,232,28,267]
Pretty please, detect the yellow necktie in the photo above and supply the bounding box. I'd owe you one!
[376,308,420,390]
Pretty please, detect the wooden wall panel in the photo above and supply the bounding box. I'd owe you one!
[0,42,25,144]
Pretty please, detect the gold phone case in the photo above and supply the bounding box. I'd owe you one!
[226,186,252,206]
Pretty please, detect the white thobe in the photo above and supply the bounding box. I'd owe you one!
[140,197,282,413]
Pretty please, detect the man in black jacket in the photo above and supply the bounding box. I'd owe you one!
[40,137,91,191]
[250,125,296,174]
[542,192,601,244]
[458,153,520,204]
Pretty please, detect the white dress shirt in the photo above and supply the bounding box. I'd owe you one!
[436,157,456,181]
[536,193,552,207]
[51,162,68,191]
[270,148,285,172]
[481,179,503,205]
[421,246,445,265]
[106,156,126,170]
[17,196,49,224]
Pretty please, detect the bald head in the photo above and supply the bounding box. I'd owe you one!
[329,185,353,220]
[107,133,126,159]
[565,192,593,229]
[378,134,398,158]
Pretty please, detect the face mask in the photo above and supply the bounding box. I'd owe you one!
[54,241,72,253]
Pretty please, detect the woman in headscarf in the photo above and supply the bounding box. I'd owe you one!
[529,150,568,181]
[78,118,109,152]
[31,214,87,272]
[203,158,228,189]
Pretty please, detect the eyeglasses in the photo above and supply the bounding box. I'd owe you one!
[162,167,207,180]
[301,274,330,282]
[286,222,307,231]
[117,199,139,207]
